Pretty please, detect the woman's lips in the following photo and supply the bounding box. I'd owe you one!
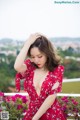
[37,64,41,66]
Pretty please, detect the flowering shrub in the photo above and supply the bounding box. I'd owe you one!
[0,92,80,119]
[0,92,28,120]
[58,96,80,119]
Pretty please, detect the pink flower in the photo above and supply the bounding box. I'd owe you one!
[61,96,68,100]
[15,94,22,98]
[17,104,23,110]
[0,92,4,96]
[11,96,16,102]
[61,105,67,111]
[73,108,78,112]
[21,96,28,103]
[61,96,69,103]
[71,99,78,105]
[5,96,11,102]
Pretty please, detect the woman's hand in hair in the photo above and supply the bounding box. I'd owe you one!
[25,33,41,46]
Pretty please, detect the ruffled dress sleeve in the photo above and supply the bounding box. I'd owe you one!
[15,59,34,92]
[49,65,64,95]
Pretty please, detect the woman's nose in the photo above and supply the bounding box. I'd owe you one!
[34,58,39,63]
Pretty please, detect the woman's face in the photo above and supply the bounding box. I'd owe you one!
[30,47,47,69]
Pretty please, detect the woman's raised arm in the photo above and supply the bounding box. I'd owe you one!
[14,33,41,73]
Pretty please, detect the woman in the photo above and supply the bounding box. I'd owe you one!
[14,33,66,120]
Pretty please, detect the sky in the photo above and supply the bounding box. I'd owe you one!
[0,0,80,40]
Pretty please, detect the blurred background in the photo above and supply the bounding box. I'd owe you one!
[0,0,80,93]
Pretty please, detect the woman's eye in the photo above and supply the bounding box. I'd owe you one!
[38,56,42,58]
[31,56,34,58]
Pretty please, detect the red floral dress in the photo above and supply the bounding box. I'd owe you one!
[15,59,66,120]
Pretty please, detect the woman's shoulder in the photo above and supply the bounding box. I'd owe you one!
[57,65,64,70]
[24,59,35,70]
[24,58,31,64]
[52,65,64,73]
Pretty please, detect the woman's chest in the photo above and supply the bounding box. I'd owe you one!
[26,70,54,96]
[33,70,49,89]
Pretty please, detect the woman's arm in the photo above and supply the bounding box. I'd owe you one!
[32,94,57,120]
[14,33,40,73]
[14,40,31,72]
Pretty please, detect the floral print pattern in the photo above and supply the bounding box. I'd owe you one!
[15,59,66,120]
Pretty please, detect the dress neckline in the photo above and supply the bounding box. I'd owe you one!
[32,70,50,97]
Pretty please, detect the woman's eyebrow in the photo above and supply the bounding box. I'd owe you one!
[31,54,42,57]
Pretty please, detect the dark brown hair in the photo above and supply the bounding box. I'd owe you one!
[27,35,62,71]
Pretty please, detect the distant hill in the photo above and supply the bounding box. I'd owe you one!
[0,37,80,46]
[50,37,80,48]
[0,38,13,44]
[50,37,80,42]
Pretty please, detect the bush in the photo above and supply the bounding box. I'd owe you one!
[0,92,28,120]
[58,96,80,119]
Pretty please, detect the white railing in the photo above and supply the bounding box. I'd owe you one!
[63,78,80,82]
[4,93,80,98]
[58,93,80,97]
[4,92,28,96]
[4,78,80,96]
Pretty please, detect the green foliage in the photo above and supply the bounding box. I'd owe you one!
[1,94,28,120]
[0,55,16,92]
[0,48,80,92]
[64,70,80,78]
[0,55,16,77]
[58,96,80,119]
[58,48,80,78]
[63,58,80,78]
[59,47,80,57]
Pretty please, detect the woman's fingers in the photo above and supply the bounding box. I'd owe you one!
[29,33,41,43]
[25,33,43,46]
